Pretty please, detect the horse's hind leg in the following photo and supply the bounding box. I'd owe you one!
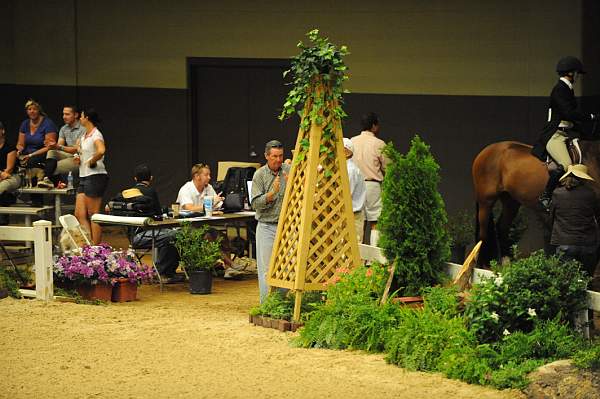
[497,194,520,259]
[477,197,499,266]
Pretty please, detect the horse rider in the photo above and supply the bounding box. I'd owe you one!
[531,56,597,211]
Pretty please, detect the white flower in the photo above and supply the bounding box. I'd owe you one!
[490,312,499,321]
[494,276,503,286]
[503,329,511,336]
[527,308,537,317]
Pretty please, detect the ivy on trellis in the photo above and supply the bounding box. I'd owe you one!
[279,29,349,175]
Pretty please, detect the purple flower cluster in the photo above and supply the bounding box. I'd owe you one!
[54,243,155,285]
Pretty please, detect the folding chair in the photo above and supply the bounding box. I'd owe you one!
[58,214,91,254]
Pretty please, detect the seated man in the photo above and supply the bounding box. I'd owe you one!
[176,164,240,278]
[37,105,85,188]
[126,164,182,283]
[176,163,223,212]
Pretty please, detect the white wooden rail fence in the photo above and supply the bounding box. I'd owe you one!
[0,220,53,300]
[358,243,600,336]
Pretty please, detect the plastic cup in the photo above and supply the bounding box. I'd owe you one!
[204,196,213,217]
[171,203,180,218]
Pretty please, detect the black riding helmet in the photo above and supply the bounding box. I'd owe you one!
[556,56,585,75]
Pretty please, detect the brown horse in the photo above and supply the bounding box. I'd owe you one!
[472,140,600,264]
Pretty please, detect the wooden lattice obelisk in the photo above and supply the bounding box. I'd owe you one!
[267,79,361,321]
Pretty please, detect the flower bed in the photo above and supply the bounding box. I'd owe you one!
[293,254,600,390]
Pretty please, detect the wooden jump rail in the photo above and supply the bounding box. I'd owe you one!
[0,220,53,300]
[358,243,600,336]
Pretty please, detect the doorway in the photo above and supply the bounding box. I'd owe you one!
[187,58,297,179]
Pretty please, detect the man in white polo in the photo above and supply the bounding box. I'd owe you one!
[176,163,223,212]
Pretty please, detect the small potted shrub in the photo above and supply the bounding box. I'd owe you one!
[447,209,474,263]
[174,223,221,294]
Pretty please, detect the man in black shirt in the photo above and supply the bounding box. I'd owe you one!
[551,164,599,278]
[129,164,182,283]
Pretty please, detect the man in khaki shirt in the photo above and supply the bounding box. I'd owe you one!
[351,112,386,243]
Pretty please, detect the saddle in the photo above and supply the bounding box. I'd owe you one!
[545,138,582,172]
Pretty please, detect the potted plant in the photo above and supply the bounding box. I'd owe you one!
[54,243,152,301]
[447,209,474,263]
[106,246,155,302]
[174,223,221,294]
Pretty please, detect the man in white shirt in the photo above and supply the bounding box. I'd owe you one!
[343,138,366,243]
[176,163,224,212]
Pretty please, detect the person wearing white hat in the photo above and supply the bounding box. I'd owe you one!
[343,137,366,243]
[550,163,599,279]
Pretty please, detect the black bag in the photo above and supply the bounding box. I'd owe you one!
[223,192,244,212]
[107,188,156,217]
[221,166,256,211]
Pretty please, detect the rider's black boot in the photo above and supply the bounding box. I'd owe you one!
[539,166,565,212]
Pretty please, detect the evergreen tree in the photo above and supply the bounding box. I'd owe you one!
[379,135,450,296]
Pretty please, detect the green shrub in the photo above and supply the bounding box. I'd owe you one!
[447,209,474,247]
[379,136,450,296]
[385,307,476,371]
[464,251,589,342]
[296,301,403,351]
[422,286,461,318]
[295,262,399,351]
[573,340,600,370]
[250,291,323,321]
[0,267,21,298]
[437,344,498,385]
[497,319,583,363]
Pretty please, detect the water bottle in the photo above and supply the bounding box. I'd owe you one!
[67,171,74,189]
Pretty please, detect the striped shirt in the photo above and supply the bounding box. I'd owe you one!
[251,163,291,223]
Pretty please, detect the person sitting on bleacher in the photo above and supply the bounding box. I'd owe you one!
[0,121,21,225]
[15,100,58,182]
[37,105,85,188]
[126,164,183,284]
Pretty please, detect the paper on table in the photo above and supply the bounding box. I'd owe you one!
[91,213,151,226]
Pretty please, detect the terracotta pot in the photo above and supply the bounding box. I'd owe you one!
[392,296,424,309]
[76,282,113,301]
[111,278,138,302]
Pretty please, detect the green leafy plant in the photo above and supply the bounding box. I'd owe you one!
[174,223,221,271]
[279,29,349,172]
[250,291,323,321]
[385,306,476,371]
[464,251,589,343]
[295,262,400,351]
[573,339,600,370]
[0,267,21,298]
[378,136,450,296]
[422,286,461,318]
[447,209,474,247]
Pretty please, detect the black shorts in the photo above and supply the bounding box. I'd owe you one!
[77,174,109,198]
